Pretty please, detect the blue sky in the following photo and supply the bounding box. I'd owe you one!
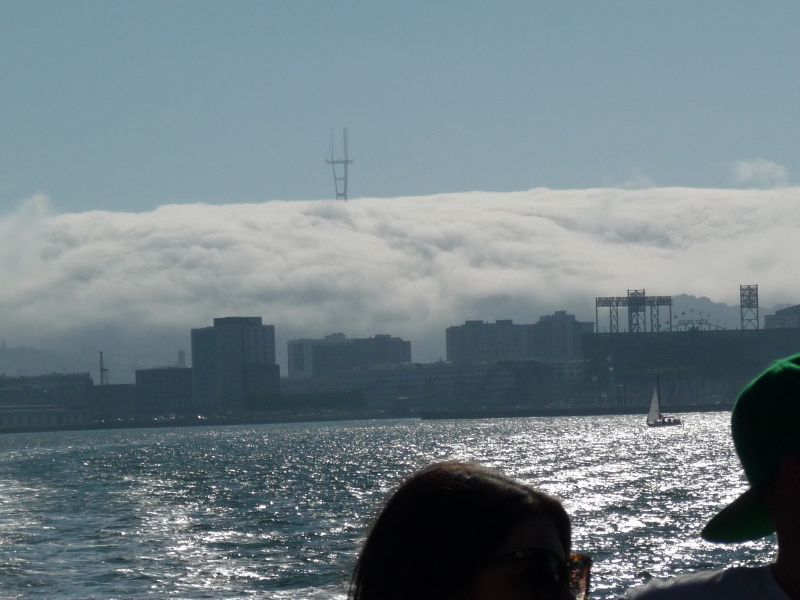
[1,1,799,213]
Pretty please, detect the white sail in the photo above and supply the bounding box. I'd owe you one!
[646,386,661,425]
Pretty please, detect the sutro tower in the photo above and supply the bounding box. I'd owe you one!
[325,128,354,200]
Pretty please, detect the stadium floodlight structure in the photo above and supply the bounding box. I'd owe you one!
[325,128,354,201]
[740,284,759,330]
[595,289,673,334]
[627,289,647,333]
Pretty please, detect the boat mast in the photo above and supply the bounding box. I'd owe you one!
[657,375,662,417]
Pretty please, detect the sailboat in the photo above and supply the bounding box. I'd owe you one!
[646,380,681,427]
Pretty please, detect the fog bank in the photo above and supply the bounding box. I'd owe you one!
[4,187,799,373]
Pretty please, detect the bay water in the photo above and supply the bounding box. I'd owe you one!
[0,414,776,599]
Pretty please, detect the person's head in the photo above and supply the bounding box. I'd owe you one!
[350,461,584,600]
[701,353,800,543]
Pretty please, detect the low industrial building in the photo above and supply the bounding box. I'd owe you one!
[0,373,93,431]
[135,366,193,416]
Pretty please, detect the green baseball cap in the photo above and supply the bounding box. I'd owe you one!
[701,353,800,543]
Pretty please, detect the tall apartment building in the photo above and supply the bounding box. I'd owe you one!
[531,310,595,361]
[287,333,411,379]
[446,312,593,364]
[191,317,279,410]
[445,320,535,364]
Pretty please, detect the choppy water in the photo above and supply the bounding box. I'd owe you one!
[0,414,776,599]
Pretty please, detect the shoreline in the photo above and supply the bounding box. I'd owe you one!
[0,402,730,436]
[418,401,730,420]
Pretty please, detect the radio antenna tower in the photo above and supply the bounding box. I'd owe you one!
[325,128,354,200]
[98,351,109,385]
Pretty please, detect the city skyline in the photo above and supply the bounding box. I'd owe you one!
[0,281,793,385]
[5,301,800,431]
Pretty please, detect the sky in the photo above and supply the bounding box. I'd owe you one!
[1,2,799,378]
[2,1,800,211]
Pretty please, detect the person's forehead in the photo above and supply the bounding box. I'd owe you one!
[493,514,565,558]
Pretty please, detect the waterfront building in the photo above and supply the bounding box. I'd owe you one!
[191,317,280,411]
[334,359,562,412]
[135,366,193,415]
[0,373,93,409]
[337,361,490,411]
[89,383,138,419]
[287,333,411,379]
[0,373,93,430]
[0,406,89,430]
[583,327,800,408]
[765,304,800,328]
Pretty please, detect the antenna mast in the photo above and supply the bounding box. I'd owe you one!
[325,128,354,200]
[99,351,109,385]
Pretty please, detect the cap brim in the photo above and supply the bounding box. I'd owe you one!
[701,487,775,543]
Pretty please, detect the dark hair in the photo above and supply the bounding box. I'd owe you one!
[349,461,571,600]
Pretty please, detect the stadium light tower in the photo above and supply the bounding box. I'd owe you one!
[740,284,759,330]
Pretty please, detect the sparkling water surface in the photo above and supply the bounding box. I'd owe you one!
[0,414,776,599]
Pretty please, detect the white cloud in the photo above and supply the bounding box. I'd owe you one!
[732,158,789,188]
[619,170,657,189]
[2,187,800,372]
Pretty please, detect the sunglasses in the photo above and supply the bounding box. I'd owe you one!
[488,549,592,600]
